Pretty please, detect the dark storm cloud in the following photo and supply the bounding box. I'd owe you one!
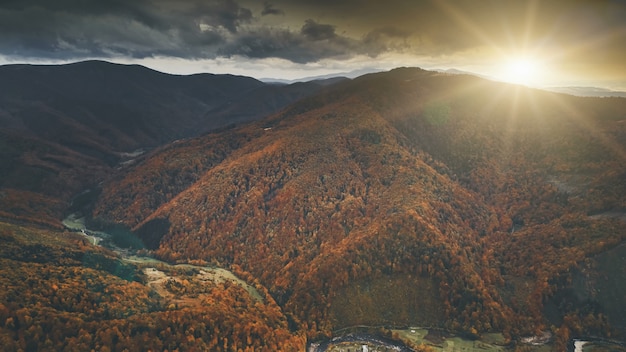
[300,20,336,41]
[0,0,415,63]
[220,24,370,64]
[191,0,253,33]
[219,27,300,59]
[261,2,284,16]
[217,17,410,63]
[0,0,254,59]
[362,27,411,56]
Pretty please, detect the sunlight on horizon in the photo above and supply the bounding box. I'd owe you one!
[498,57,544,86]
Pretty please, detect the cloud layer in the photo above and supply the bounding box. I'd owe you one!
[0,0,411,63]
[0,0,624,86]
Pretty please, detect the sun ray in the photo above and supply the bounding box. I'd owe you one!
[521,0,539,50]
[546,92,626,162]
[432,1,505,57]
[530,17,626,83]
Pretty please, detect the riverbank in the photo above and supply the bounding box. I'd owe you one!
[61,212,263,304]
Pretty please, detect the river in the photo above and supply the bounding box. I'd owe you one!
[61,212,263,302]
[572,338,626,352]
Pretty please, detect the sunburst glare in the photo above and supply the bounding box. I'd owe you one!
[498,57,544,86]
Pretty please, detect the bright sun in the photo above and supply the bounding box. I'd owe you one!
[499,57,543,86]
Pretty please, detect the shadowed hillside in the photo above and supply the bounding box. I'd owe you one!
[0,60,333,226]
[0,60,265,151]
[92,67,626,347]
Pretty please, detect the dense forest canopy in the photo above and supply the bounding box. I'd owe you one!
[1,67,625,351]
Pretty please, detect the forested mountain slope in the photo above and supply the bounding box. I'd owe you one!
[93,67,626,346]
[0,220,306,351]
[0,61,331,227]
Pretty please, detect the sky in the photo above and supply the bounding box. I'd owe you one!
[1,0,625,90]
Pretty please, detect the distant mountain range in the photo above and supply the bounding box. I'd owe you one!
[260,67,381,84]
[543,86,626,97]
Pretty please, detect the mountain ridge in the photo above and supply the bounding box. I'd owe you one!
[0,60,333,227]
